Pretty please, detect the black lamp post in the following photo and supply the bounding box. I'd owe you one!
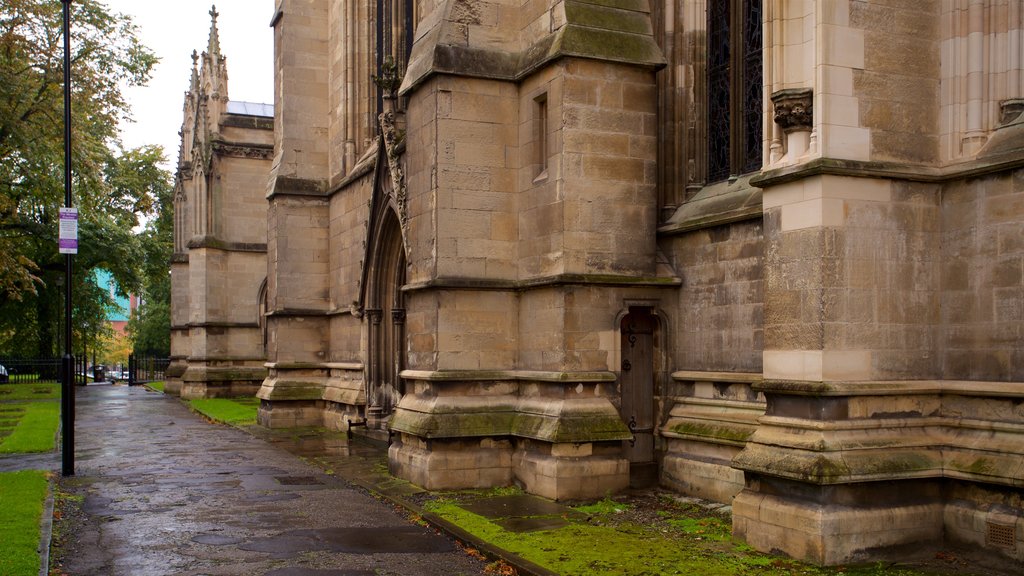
[60,0,75,477]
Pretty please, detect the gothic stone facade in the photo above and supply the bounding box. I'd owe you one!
[178,0,1024,567]
[169,11,274,398]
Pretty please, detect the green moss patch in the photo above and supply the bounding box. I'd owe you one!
[423,492,958,576]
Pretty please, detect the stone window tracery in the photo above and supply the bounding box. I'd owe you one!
[707,0,763,183]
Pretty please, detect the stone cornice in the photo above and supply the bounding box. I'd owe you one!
[220,114,273,131]
[752,153,1024,189]
[186,237,267,253]
[211,139,273,160]
[756,378,1024,398]
[267,175,329,199]
[403,273,681,293]
[657,175,763,236]
[189,321,260,329]
[400,370,617,383]
[671,370,763,384]
[180,355,266,362]
[264,308,331,318]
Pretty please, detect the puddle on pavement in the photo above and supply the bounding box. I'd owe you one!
[494,516,570,532]
[250,492,301,502]
[264,565,376,569]
[462,495,570,519]
[191,534,244,546]
[239,526,455,555]
[275,476,323,486]
[460,494,582,533]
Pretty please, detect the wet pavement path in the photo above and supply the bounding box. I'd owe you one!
[58,384,488,576]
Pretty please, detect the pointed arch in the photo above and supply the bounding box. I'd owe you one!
[257,277,269,354]
[365,205,407,423]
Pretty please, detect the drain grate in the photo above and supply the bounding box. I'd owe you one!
[986,521,1017,549]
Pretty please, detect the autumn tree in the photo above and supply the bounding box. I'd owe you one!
[0,0,166,357]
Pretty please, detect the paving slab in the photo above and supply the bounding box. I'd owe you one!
[56,384,487,576]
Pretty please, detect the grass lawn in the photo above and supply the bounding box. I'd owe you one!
[0,381,59,401]
[146,381,165,393]
[0,402,59,454]
[423,493,956,576]
[0,470,48,576]
[187,397,259,426]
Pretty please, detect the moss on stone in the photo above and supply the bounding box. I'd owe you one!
[666,421,754,444]
[564,2,651,35]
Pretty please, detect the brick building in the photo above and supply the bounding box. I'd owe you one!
[172,1,1024,566]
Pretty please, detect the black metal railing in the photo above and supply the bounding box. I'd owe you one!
[127,354,170,386]
[0,357,63,384]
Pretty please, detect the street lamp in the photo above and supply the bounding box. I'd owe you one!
[60,0,75,477]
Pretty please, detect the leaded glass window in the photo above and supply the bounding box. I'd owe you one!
[707,0,762,183]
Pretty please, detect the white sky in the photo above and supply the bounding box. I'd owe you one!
[99,1,275,170]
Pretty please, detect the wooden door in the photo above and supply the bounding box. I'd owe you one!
[620,309,657,487]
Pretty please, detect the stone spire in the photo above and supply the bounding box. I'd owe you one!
[207,5,221,58]
[189,50,199,93]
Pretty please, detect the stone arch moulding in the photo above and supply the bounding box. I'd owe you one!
[613,299,671,368]
[356,108,409,313]
[358,128,409,424]
[257,277,268,354]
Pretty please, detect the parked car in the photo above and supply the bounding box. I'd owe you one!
[0,364,8,383]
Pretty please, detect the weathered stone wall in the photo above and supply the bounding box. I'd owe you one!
[186,250,265,326]
[327,0,376,179]
[404,76,439,285]
[266,197,330,315]
[662,219,763,373]
[760,175,941,382]
[548,59,660,278]
[327,173,371,363]
[852,1,940,163]
[269,0,329,186]
[941,169,1024,380]
[433,77,519,281]
[259,0,333,423]
[214,155,272,245]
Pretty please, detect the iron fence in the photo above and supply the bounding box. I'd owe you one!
[0,356,93,385]
[128,354,170,385]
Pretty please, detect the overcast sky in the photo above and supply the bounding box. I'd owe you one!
[100,1,275,170]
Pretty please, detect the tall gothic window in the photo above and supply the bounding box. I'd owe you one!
[375,0,415,116]
[707,0,762,183]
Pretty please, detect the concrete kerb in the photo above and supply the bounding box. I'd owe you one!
[39,479,54,576]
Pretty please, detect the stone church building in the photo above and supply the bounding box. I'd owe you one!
[171,0,1024,566]
[168,10,274,398]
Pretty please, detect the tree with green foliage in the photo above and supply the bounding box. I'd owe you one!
[127,148,173,357]
[0,0,166,358]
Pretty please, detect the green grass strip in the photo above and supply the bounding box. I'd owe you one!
[0,470,48,576]
[0,382,59,401]
[146,381,165,393]
[0,402,59,454]
[188,397,259,426]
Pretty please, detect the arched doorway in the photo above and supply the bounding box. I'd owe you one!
[620,307,659,488]
[365,208,406,427]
